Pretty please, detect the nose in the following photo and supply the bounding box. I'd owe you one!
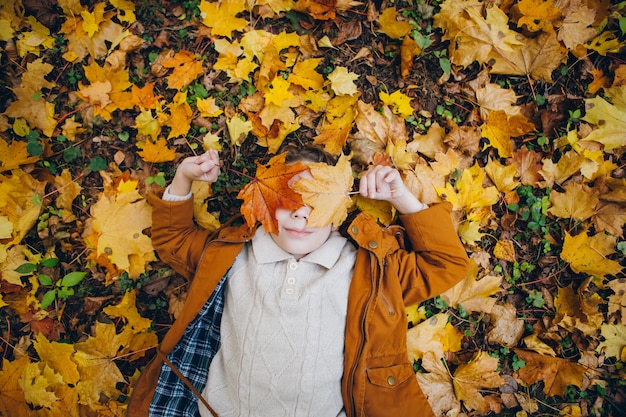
[291,205,311,219]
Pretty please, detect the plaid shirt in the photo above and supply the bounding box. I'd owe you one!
[149,276,226,417]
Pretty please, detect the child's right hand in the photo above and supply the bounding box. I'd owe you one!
[168,149,221,196]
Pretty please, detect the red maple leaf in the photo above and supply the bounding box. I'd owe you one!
[237,153,307,234]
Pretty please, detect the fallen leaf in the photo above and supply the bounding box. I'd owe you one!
[514,349,587,396]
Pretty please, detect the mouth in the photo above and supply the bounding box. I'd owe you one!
[284,228,311,238]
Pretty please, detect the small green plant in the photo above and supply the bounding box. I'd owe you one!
[147,171,167,187]
[15,259,86,309]
[511,354,526,370]
[525,289,545,308]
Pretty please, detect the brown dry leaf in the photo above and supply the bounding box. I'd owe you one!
[408,122,446,159]
[487,302,525,347]
[554,283,605,336]
[522,332,557,356]
[539,150,586,187]
[606,278,626,324]
[557,0,597,50]
[237,153,307,234]
[161,49,204,90]
[514,349,587,397]
[440,261,501,314]
[592,201,626,237]
[481,110,535,158]
[4,86,57,137]
[416,352,461,417]
[484,158,520,193]
[512,148,543,186]
[54,168,82,222]
[453,351,506,413]
[291,154,354,228]
[0,169,46,246]
[549,181,598,221]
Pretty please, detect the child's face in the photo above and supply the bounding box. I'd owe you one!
[270,205,333,260]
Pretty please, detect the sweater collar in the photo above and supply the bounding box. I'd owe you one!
[252,226,348,269]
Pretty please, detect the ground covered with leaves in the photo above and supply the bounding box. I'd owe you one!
[0,0,625,416]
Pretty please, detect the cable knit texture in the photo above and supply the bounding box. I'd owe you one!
[199,227,356,417]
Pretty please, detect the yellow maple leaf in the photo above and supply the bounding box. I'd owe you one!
[135,108,161,140]
[0,169,46,246]
[596,324,626,360]
[328,66,359,96]
[353,195,395,226]
[4,86,57,137]
[199,0,249,39]
[33,333,80,385]
[84,188,155,278]
[291,154,354,228]
[516,0,561,32]
[436,163,500,211]
[0,356,31,417]
[0,138,40,173]
[197,97,223,118]
[440,261,501,314]
[560,230,623,278]
[103,289,153,333]
[265,76,295,106]
[538,150,586,187]
[585,31,624,56]
[192,181,222,232]
[514,349,587,397]
[481,110,535,158]
[380,90,414,119]
[549,182,598,221]
[79,62,133,120]
[377,7,412,39]
[162,50,204,90]
[406,312,463,360]
[16,16,55,57]
[458,220,484,245]
[54,169,82,222]
[158,91,192,139]
[110,0,136,24]
[73,322,127,404]
[484,158,520,193]
[227,115,253,146]
[314,95,358,155]
[288,57,324,90]
[580,93,626,150]
[19,361,63,408]
[553,281,605,336]
[454,351,506,413]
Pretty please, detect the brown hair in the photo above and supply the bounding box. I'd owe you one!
[280,144,336,165]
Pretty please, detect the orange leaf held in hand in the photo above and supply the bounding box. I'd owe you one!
[237,153,307,234]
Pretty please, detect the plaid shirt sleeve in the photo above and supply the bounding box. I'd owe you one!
[149,276,226,417]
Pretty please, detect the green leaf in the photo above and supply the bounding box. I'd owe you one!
[14,263,37,274]
[40,258,59,268]
[60,271,86,288]
[41,289,57,309]
[38,274,53,286]
[89,156,107,171]
[58,288,74,299]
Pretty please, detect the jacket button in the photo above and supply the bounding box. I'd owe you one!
[351,226,358,234]
[368,241,378,249]
[387,376,396,386]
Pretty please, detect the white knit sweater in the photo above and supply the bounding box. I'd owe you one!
[199,227,356,417]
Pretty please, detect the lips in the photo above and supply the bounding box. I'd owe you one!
[284,228,311,238]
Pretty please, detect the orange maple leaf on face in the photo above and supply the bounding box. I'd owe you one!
[237,153,307,234]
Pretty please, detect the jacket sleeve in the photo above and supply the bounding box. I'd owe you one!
[394,202,470,305]
[148,192,213,280]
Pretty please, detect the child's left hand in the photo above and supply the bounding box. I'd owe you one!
[359,165,428,214]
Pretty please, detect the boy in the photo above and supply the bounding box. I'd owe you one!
[128,146,470,417]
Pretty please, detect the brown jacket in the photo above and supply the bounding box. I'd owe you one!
[127,194,470,417]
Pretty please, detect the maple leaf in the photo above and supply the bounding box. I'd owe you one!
[515,0,561,32]
[135,108,161,140]
[486,302,525,347]
[197,97,223,118]
[0,138,39,172]
[549,182,598,221]
[554,282,605,336]
[415,352,461,416]
[407,312,463,360]
[83,183,155,279]
[353,195,395,226]
[103,289,153,333]
[287,57,324,90]
[0,356,31,417]
[291,154,354,228]
[379,90,414,119]
[131,82,162,109]
[328,66,359,96]
[237,153,307,234]
[580,92,626,150]
[435,163,500,211]
[377,7,412,39]
[556,0,597,50]
[484,158,520,193]
[161,50,204,90]
[596,324,626,360]
[199,0,249,39]
[16,16,55,57]
[5,86,57,137]
[440,261,501,314]
[59,2,124,61]
[159,91,193,139]
[227,115,253,146]
[514,349,587,397]
[33,332,80,385]
[314,94,358,155]
[137,138,176,163]
[560,229,623,278]
[453,351,506,413]
[593,201,626,238]
[481,110,536,158]
[0,169,46,247]
[538,150,587,187]
[192,180,222,232]
[78,62,133,121]
[73,322,127,404]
